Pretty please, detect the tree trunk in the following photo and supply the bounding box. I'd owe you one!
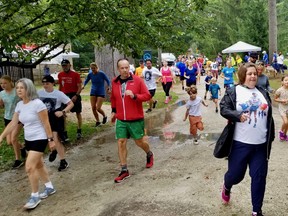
[268,0,277,63]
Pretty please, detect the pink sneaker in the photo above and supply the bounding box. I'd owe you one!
[164,99,169,104]
[221,184,230,204]
[279,131,286,141]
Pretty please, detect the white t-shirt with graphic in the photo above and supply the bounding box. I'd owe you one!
[186,96,202,116]
[142,67,162,90]
[38,89,71,113]
[15,99,47,141]
[234,85,268,144]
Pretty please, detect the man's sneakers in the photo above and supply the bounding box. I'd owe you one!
[49,150,58,162]
[102,116,108,124]
[146,108,152,113]
[23,196,41,209]
[95,122,101,127]
[221,184,231,204]
[12,160,24,169]
[252,211,264,216]
[146,152,154,168]
[114,170,130,183]
[58,160,69,171]
[76,129,82,140]
[39,187,56,199]
[216,108,219,113]
[153,100,158,109]
[194,139,199,145]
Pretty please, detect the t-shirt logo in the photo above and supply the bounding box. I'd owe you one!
[144,71,152,81]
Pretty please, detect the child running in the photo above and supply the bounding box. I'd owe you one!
[274,75,288,141]
[204,71,213,100]
[183,86,208,145]
[209,77,221,113]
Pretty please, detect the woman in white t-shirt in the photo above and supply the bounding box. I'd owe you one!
[0,78,56,210]
[219,63,275,216]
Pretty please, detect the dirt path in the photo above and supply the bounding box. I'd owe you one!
[0,77,287,216]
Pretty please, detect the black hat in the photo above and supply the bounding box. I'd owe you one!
[61,59,70,65]
[42,75,55,83]
[249,52,258,58]
[139,59,144,64]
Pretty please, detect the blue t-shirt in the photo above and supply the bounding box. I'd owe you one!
[176,62,186,76]
[222,67,236,85]
[209,83,220,99]
[185,67,197,83]
[84,70,111,96]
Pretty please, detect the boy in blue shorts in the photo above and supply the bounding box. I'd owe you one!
[209,77,221,113]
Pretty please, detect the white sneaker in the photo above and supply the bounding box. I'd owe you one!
[23,196,41,209]
[194,139,199,145]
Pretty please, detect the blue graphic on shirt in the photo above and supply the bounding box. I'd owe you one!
[238,92,268,128]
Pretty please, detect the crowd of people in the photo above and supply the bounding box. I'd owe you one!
[0,51,287,215]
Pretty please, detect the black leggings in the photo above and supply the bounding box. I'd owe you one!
[162,82,173,96]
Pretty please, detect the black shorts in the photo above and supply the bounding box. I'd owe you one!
[25,139,48,153]
[49,113,65,133]
[64,93,82,113]
[90,94,105,98]
[186,81,196,87]
[148,89,156,97]
[180,76,185,81]
[4,118,11,127]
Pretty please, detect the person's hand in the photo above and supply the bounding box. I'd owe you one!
[111,112,116,124]
[48,141,56,151]
[125,90,134,99]
[71,95,78,103]
[240,113,250,122]
[225,77,230,80]
[183,118,187,121]
[106,88,111,95]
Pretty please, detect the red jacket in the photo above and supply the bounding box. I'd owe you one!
[111,74,151,121]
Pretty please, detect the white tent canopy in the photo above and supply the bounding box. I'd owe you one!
[161,53,176,62]
[222,41,261,54]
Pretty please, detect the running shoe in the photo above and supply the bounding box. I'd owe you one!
[182,86,184,90]
[221,184,231,204]
[12,160,24,169]
[114,170,130,183]
[146,108,152,113]
[279,131,286,141]
[23,196,41,209]
[146,153,154,168]
[76,132,82,140]
[204,96,207,100]
[252,212,264,216]
[95,122,101,127]
[58,160,69,171]
[39,187,56,199]
[49,150,57,162]
[153,100,158,109]
[164,99,169,104]
[194,139,199,145]
[216,108,218,113]
[102,116,108,124]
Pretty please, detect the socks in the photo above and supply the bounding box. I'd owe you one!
[147,151,153,157]
[45,181,54,189]
[31,192,39,197]
[121,164,128,172]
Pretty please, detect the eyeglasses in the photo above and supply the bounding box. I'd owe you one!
[257,62,264,66]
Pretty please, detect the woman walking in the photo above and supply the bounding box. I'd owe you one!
[0,78,56,210]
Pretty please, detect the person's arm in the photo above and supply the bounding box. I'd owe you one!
[274,92,288,104]
[218,85,221,96]
[219,90,242,122]
[82,73,91,89]
[38,109,55,150]
[0,112,19,144]
[202,100,208,107]
[55,100,74,118]
[183,109,189,121]
[266,77,274,93]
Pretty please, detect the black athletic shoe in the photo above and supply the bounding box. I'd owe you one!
[146,108,152,113]
[58,160,69,171]
[49,150,58,162]
[95,122,101,127]
[12,160,24,169]
[102,116,108,124]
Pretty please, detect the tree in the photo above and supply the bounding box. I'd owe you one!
[0,0,208,66]
[268,0,277,63]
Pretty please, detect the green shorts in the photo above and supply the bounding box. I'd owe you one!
[115,119,145,140]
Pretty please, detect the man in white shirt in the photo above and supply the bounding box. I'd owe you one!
[142,59,162,113]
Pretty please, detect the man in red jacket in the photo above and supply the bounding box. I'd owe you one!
[111,58,154,183]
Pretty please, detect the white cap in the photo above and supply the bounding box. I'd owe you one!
[262,51,266,54]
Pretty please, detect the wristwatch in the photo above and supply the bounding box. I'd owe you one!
[48,137,54,142]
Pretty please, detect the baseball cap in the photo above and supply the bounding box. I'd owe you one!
[249,52,258,58]
[42,75,55,83]
[61,59,70,65]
